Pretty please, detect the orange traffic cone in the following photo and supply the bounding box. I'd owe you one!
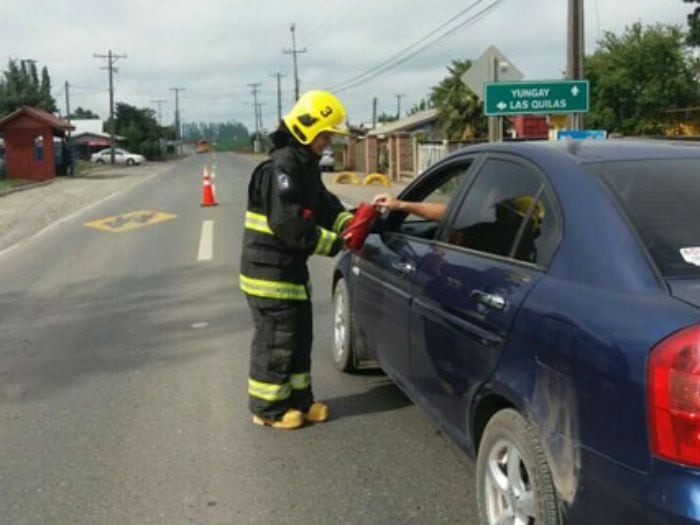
[201,165,218,207]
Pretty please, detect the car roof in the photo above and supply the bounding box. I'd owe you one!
[461,139,700,164]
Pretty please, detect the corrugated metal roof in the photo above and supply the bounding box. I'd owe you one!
[367,108,438,136]
[0,106,75,131]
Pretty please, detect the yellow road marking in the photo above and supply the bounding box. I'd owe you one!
[83,210,178,233]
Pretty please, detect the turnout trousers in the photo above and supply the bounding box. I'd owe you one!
[246,295,314,420]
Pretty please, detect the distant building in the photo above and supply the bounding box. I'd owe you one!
[367,109,442,140]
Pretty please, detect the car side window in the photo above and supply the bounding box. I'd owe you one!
[444,158,558,266]
[392,164,470,240]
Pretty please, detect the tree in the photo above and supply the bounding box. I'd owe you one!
[0,59,57,116]
[407,97,433,116]
[114,102,167,159]
[69,107,100,119]
[430,59,486,140]
[584,23,700,135]
[377,112,399,124]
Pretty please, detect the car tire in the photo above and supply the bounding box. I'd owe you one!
[96,159,104,164]
[476,409,561,525]
[126,158,135,166]
[332,278,357,373]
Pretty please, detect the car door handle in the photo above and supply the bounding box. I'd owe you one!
[470,290,507,310]
[391,261,415,275]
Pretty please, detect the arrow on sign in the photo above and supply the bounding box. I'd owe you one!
[497,101,507,111]
[571,86,580,96]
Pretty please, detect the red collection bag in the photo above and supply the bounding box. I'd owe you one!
[342,202,379,251]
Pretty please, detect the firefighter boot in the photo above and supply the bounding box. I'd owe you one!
[304,402,329,423]
[253,409,304,430]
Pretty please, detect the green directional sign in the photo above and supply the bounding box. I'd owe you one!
[484,80,589,116]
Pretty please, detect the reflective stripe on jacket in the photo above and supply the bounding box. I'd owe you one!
[240,133,352,301]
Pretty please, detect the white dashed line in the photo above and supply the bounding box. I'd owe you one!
[197,220,214,261]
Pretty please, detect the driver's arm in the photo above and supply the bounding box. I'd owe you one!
[372,193,447,221]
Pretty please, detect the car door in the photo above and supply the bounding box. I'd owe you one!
[352,160,476,385]
[408,155,562,437]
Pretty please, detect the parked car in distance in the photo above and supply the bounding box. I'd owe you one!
[195,139,212,154]
[90,148,145,166]
[319,148,335,171]
[332,140,700,525]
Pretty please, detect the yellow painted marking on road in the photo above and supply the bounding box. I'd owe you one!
[83,210,178,233]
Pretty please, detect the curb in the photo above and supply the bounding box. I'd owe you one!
[0,178,56,198]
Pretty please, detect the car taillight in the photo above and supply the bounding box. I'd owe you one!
[648,325,700,467]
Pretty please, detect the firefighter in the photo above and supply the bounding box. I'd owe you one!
[240,90,355,430]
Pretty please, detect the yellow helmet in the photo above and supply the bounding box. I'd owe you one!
[283,90,350,145]
[497,195,545,228]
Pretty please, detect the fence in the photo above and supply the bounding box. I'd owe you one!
[417,142,448,175]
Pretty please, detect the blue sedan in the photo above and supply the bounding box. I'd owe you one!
[331,140,700,525]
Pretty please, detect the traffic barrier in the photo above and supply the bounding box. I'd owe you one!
[363,173,391,187]
[201,165,218,207]
[332,171,360,185]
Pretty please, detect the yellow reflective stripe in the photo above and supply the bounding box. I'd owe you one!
[314,227,337,255]
[245,211,273,235]
[290,372,311,390]
[248,378,291,401]
[239,274,308,300]
[333,211,354,234]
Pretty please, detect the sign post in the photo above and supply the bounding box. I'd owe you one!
[461,45,524,143]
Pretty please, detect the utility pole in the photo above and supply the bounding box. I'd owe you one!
[248,83,261,136]
[94,50,126,164]
[64,80,71,134]
[271,72,287,123]
[283,23,307,101]
[257,103,266,132]
[170,88,185,154]
[394,93,405,119]
[488,58,504,143]
[567,0,585,130]
[150,99,166,125]
[372,97,378,129]
[248,82,262,152]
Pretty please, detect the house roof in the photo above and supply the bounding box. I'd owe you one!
[367,108,439,136]
[72,131,125,141]
[0,106,75,132]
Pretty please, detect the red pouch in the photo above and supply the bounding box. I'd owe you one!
[342,202,378,251]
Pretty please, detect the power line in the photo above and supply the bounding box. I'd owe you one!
[328,0,503,93]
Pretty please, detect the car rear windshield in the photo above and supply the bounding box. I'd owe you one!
[589,158,700,278]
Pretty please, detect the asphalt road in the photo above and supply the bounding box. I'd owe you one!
[0,152,478,525]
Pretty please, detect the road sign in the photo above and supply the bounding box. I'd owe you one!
[556,129,607,140]
[461,45,524,96]
[484,80,589,116]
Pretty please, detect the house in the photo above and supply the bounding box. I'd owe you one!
[0,106,74,181]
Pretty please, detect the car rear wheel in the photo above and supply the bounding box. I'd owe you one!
[332,278,356,372]
[126,158,135,166]
[476,409,560,525]
[96,159,104,164]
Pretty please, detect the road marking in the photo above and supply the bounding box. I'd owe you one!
[191,322,209,329]
[83,210,178,233]
[198,220,214,261]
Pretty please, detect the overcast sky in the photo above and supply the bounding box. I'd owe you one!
[0,0,693,131]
